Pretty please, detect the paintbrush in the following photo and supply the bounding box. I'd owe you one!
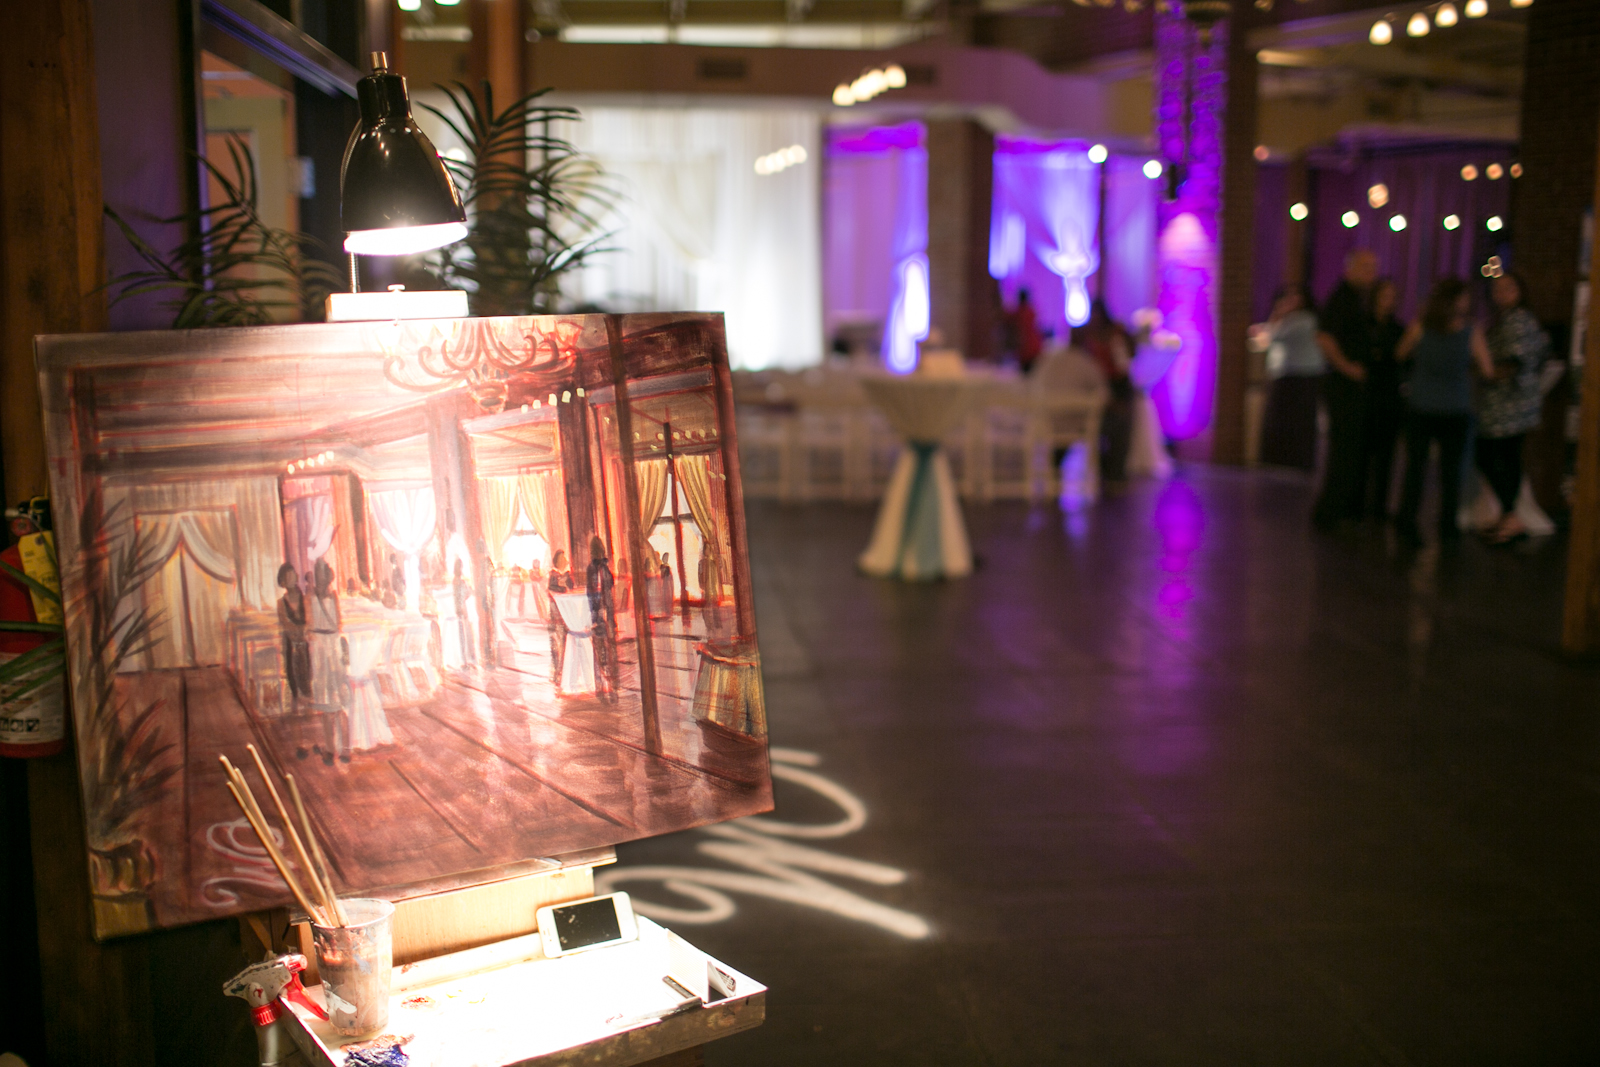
[220,755,331,927]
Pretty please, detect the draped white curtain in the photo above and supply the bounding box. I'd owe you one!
[674,455,726,597]
[136,510,239,669]
[368,487,437,614]
[560,104,823,370]
[516,472,568,564]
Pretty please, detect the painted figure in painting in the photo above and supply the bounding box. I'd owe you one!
[276,563,311,711]
[38,314,772,939]
[308,558,348,764]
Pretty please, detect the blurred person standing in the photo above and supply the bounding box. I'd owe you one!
[1258,284,1323,470]
[1313,249,1379,530]
[1394,278,1494,546]
[1361,278,1407,519]
[1074,300,1135,484]
[1010,289,1044,373]
[1474,271,1551,545]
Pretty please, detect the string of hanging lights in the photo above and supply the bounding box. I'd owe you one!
[1369,0,1531,45]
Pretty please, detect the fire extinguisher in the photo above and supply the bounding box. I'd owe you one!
[0,497,65,758]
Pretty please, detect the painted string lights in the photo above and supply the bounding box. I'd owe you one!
[832,64,907,107]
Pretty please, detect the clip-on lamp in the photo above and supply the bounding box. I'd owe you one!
[330,51,470,321]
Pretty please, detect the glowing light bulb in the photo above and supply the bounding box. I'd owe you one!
[1435,2,1458,26]
[397,0,421,9]
[1389,214,1408,232]
[1368,183,1389,208]
[1087,144,1108,164]
[1486,163,1504,180]
[1370,18,1393,44]
[885,64,907,88]
[1407,11,1430,35]
[1464,0,1487,14]
[1509,0,1532,7]
[1143,159,1164,179]
[1443,214,1461,230]
[832,84,855,107]
[344,221,467,256]
[1510,163,1523,178]
[1342,210,1360,228]
[1289,202,1309,221]
[1254,145,1270,162]
[1461,164,1479,181]
[1487,215,1504,232]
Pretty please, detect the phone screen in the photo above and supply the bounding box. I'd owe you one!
[553,897,623,951]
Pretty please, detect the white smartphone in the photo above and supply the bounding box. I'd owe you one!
[536,892,640,958]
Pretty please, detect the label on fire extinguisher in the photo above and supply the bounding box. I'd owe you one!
[0,652,66,748]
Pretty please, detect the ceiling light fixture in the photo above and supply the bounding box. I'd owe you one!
[1464,0,1487,14]
[1486,163,1504,179]
[1435,2,1458,26]
[1487,215,1504,231]
[1407,11,1430,34]
[1368,183,1390,208]
[340,52,467,265]
[1461,164,1479,181]
[1510,163,1523,178]
[1509,0,1532,8]
[1342,210,1360,228]
[754,144,808,175]
[1143,159,1164,179]
[1289,202,1309,221]
[1443,214,1461,230]
[1088,144,1109,164]
[1389,214,1408,231]
[1370,18,1394,44]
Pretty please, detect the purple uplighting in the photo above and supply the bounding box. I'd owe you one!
[1150,7,1226,441]
[989,137,1101,340]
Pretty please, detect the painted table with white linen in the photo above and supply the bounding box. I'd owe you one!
[857,375,984,580]
[552,592,597,695]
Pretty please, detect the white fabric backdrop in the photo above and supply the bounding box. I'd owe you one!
[562,105,824,370]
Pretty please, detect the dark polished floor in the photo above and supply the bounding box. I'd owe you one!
[612,466,1600,1066]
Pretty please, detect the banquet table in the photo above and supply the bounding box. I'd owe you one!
[857,375,986,580]
[551,592,597,695]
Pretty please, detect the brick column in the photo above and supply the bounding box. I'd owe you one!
[926,118,997,363]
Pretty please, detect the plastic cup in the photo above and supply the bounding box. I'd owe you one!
[311,898,395,1037]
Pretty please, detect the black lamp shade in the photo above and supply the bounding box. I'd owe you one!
[340,63,467,255]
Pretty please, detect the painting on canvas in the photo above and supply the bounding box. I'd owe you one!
[36,313,771,939]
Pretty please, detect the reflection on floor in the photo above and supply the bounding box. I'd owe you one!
[129,610,769,926]
[614,468,1600,1067]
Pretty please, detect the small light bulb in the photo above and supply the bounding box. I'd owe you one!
[1487,215,1504,232]
[832,84,855,107]
[1143,159,1164,179]
[1443,214,1461,230]
[1342,210,1361,228]
[286,464,295,474]
[1465,0,1487,14]
[1370,18,1393,44]
[1389,214,1408,232]
[1368,183,1389,208]
[1435,2,1458,27]
[885,64,907,88]
[397,0,421,9]
[1461,164,1479,181]
[1407,11,1430,35]
[1254,145,1270,162]
[562,390,572,403]
[1486,163,1504,180]
[1509,0,1531,7]
[1510,163,1523,178]
[1087,144,1108,164]
[1290,202,1309,221]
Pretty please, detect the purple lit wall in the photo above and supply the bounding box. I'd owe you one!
[1306,141,1514,320]
[823,123,927,371]
[1102,154,1160,327]
[988,138,1101,344]
[1150,7,1226,441]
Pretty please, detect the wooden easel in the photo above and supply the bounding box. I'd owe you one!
[239,847,731,1067]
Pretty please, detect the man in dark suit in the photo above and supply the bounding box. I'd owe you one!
[1312,249,1379,530]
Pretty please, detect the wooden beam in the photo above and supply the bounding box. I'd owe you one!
[1211,13,1259,466]
[1561,107,1600,655]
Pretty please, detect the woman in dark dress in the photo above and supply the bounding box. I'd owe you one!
[1394,278,1495,545]
[1474,271,1550,545]
[276,563,311,710]
[1362,278,1406,518]
[586,537,618,701]
[547,549,570,687]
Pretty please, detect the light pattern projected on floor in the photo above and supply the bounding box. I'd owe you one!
[597,748,931,939]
